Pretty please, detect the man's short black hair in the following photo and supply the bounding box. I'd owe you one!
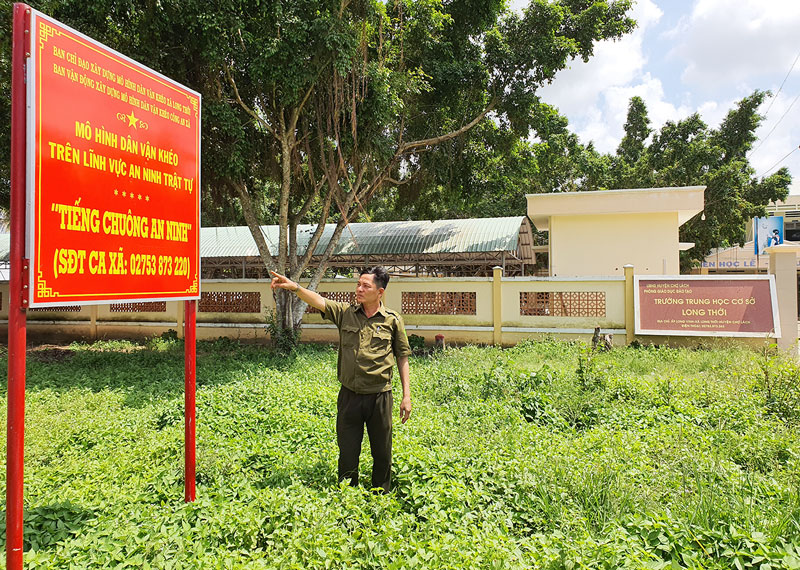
[361,266,389,289]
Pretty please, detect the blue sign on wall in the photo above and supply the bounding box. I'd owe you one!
[754,216,784,255]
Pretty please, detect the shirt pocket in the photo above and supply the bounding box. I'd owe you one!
[370,328,393,352]
[341,325,361,349]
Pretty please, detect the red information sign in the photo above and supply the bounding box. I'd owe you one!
[27,10,201,306]
[635,276,779,337]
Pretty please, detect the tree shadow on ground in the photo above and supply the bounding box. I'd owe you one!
[0,339,333,409]
[243,452,337,491]
[0,501,98,552]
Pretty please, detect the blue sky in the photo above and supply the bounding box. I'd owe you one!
[509,0,800,194]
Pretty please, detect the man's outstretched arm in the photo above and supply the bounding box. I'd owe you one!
[270,271,326,312]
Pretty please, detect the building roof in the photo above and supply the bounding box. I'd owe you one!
[0,216,534,273]
[526,186,705,231]
[201,217,528,258]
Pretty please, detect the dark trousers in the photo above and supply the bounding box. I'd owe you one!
[336,386,393,492]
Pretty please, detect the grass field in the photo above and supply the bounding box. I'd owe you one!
[1,337,799,569]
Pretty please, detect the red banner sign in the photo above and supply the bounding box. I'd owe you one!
[635,276,779,337]
[27,10,201,306]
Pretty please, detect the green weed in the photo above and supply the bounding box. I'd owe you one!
[0,339,797,568]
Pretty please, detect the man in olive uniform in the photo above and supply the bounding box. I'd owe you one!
[270,267,412,492]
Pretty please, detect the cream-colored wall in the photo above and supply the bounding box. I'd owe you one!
[303,278,493,327]
[500,277,626,329]
[550,212,679,277]
[97,303,179,323]
[0,277,609,345]
[0,270,791,347]
[196,280,270,323]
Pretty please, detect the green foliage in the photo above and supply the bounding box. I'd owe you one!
[0,2,11,211]
[265,309,301,355]
[145,330,181,352]
[2,339,799,568]
[758,350,800,425]
[617,96,651,166]
[407,333,426,354]
[605,91,792,270]
[576,343,604,391]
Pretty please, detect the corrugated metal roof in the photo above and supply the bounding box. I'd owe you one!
[200,217,526,258]
[0,216,526,262]
[0,233,9,262]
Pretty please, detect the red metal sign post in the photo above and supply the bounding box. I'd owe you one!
[184,300,197,502]
[7,5,200,567]
[7,5,31,569]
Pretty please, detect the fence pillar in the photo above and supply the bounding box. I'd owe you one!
[89,305,98,340]
[767,245,800,354]
[624,264,635,345]
[176,300,185,340]
[492,266,503,346]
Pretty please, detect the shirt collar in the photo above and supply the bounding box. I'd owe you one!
[356,302,388,317]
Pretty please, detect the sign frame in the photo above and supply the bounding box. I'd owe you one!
[9,7,198,570]
[634,274,780,338]
[26,8,201,307]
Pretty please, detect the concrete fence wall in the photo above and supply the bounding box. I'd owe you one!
[0,271,629,346]
[2,255,796,349]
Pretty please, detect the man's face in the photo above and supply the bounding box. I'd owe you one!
[356,273,383,305]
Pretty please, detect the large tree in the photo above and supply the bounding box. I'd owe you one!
[606,91,791,270]
[384,89,793,272]
[1,0,635,345]
[369,99,614,220]
[212,0,635,341]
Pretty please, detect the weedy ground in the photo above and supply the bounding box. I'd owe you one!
[1,337,799,569]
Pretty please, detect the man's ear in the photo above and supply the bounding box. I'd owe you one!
[378,287,385,299]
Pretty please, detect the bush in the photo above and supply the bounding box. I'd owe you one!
[407,333,426,355]
[759,353,800,425]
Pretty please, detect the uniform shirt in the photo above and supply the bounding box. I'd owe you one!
[323,299,412,394]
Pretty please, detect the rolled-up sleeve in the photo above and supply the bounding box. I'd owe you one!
[393,315,413,357]
[322,299,347,328]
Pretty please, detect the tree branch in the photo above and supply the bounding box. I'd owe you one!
[230,179,275,273]
[295,183,336,280]
[225,66,277,138]
[399,98,497,154]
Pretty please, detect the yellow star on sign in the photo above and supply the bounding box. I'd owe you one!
[127,111,139,128]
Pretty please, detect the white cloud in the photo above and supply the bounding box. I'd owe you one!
[535,0,697,153]
[670,0,800,89]
[520,0,800,195]
[557,75,684,153]
[537,0,663,121]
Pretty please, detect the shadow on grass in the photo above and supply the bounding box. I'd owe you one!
[0,339,333,409]
[0,501,98,552]
[242,451,337,491]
